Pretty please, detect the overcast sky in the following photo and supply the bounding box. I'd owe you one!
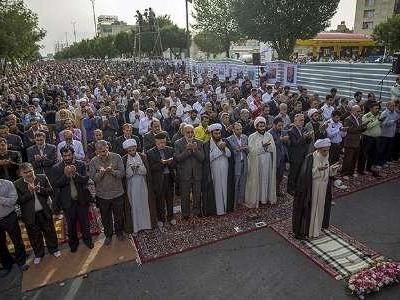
[25,0,357,55]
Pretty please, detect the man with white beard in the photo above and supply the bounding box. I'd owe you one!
[292,138,341,239]
[245,116,277,208]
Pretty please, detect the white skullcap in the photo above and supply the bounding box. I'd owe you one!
[32,98,40,102]
[122,139,137,149]
[308,108,319,118]
[208,123,222,132]
[314,138,331,149]
[132,89,140,95]
[254,116,266,127]
[185,83,191,90]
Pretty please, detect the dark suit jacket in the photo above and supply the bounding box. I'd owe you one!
[14,174,54,225]
[6,134,24,153]
[23,128,49,149]
[113,135,142,156]
[343,114,364,148]
[143,131,170,153]
[174,137,204,181]
[288,127,310,163]
[146,146,175,195]
[51,160,91,211]
[0,150,22,181]
[26,144,57,176]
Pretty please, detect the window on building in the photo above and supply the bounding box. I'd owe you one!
[362,21,373,29]
[364,0,375,7]
[363,9,374,18]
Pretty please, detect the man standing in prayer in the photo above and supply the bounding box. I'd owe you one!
[226,122,248,207]
[174,125,204,219]
[202,123,234,216]
[122,139,156,235]
[147,132,176,226]
[292,138,340,239]
[89,140,125,245]
[245,117,277,208]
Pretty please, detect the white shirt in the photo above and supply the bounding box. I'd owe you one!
[57,140,85,161]
[138,117,157,136]
[177,103,193,120]
[129,110,145,129]
[321,104,335,121]
[193,101,203,114]
[262,92,272,104]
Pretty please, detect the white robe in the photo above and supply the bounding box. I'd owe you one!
[126,154,152,233]
[245,132,277,208]
[308,152,337,238]
[210,139,231,215]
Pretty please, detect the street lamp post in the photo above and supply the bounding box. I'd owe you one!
[90,0,97,37]
[72,21,77,43]
[185,0,191,58]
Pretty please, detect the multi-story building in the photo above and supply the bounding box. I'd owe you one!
[354,0,400,34]
[97,15,135,37]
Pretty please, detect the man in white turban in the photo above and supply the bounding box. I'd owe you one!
[245,116,277,208]
[292,138,341,239]
[202,123,234,215]
[122,138,155,234]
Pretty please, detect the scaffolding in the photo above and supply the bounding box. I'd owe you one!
[134,8,163,59]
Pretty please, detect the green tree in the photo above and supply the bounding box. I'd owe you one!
[193,31,223,58]
[114,31,135,56]
[161,24,189,58]
[232,0,340,60]
[0,0,45,72]
[372,14,400,54]
[193,0,243,57]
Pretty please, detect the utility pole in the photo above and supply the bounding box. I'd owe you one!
[185,0,191,58]
[72,21,77,43]
[65,32,69,47]
[90,0,97,37]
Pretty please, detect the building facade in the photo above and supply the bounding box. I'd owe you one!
[354,0,399,34]
[97,15,135,37]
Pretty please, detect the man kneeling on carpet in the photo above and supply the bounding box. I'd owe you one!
[292,138,341,240]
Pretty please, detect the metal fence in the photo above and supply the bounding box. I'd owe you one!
[297,63,397,101]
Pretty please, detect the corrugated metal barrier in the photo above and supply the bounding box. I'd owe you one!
[297,63,397,101]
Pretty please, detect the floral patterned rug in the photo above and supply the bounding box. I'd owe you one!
[132,162,400,263]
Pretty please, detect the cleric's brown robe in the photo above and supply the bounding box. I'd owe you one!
[122,153,157,234]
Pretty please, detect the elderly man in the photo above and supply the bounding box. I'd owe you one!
[0,179,29,275]
[292,139,340,239]
[245,117,277,208]
[89,140,125,245]
[174,125,204,219]
[202,123,234,216]
[27,132,57,176]
[226,122,248,207]
[287,114,312,195]
[14,163,61,264]
[143,119,170,152]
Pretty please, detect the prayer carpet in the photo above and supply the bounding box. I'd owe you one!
[133,161,400,264]
[270,218,384,280]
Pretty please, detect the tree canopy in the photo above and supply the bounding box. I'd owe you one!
[192,0,243,57]
[55,10,187,59]
[0,0,45,71]
[232,0,340,60]
[372,14,400,54]
[193,31,224,58]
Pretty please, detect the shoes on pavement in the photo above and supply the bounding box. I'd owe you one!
[53,250,61,258]
[19,264,29,272]
[70,246,78,253]
[104,237,112,246]
[84,242,94,249]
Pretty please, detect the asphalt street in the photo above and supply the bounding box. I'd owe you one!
[1,179,399,300]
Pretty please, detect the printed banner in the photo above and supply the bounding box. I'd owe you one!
[283,63,298,86]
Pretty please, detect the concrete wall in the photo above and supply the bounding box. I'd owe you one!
[354,0,395,34]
